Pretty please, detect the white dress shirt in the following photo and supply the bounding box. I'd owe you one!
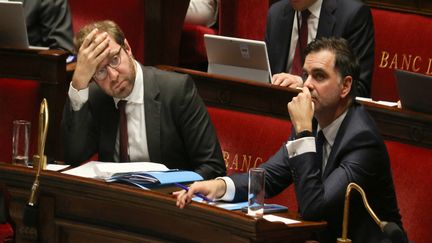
[220,109,347,202]
[286,0,322,73]
[185,0,218,27]
[68,60,150,162]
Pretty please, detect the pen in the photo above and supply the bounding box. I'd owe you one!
[174,183,213,202]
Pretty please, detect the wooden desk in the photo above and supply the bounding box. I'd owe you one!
[157,65,432,149]
[0,164,325,242]
[0,48,70,160]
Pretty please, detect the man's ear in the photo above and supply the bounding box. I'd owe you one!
[123,39,133,57]
[340,76,352,99]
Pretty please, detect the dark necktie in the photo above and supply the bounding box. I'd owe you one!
[316,130,325,171]
[118,100,130,162]
[291,9,311,75]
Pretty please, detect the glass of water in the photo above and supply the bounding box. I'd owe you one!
[12,120,31,166]
[247,167,265,217]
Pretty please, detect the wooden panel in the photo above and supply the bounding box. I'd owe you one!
[365,0,432,16]
[0,164,326,242]
[157,65,432,149]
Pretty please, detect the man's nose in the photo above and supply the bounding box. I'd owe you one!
[107,66,119,80]
[303,75,312,87]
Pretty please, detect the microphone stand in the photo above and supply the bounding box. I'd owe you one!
[337,183,406,243]
[22,99,48,231]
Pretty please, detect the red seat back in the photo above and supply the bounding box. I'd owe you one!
[385,140,432,243]
[218,0,268,40]
[0,78,40,163]
[207,106,298,211]
[371,8,432,101]
[179,0,269,67]
[68,0,145,63]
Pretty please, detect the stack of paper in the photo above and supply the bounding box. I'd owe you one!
[62,161,203,189]
[62,161,169,179]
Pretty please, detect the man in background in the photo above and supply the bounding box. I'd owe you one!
[62,20,226,180]
[175,38,406,242]
[267,0,374,97]
[12,0,74,52]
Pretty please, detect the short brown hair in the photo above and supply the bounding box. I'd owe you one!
[73,20,126,53]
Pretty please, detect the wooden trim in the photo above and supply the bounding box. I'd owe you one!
[157,65,432,149]
[0,164,326,242]
[365,0,432,16]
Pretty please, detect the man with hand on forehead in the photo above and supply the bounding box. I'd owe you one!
[62,20,226,180]
[175,38,407,243]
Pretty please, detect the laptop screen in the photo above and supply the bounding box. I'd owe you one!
[0,1,29,49]
[395,69,432,114]
[204,34,272,83]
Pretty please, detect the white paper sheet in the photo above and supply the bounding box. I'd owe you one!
[61,161,169,179]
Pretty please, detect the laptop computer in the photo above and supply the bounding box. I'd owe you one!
[0,1,30,49]
[395,69,432,114]
[204,34,272,83]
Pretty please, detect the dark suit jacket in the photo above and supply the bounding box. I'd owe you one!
[62,66,226,180]
[229,103,405,243]
[265,0,374,97]
[14,0,74,52]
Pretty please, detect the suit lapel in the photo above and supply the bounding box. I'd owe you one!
[322,105,354,179]
[280,6,295,71]
[316,0,337,38]
[142,66,161,162]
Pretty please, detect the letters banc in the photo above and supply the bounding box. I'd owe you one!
[379,50,432,75]
[223,151,263,173]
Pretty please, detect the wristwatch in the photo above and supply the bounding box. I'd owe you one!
[295,130,313,139]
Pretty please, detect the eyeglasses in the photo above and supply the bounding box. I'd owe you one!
[93,46,123,81]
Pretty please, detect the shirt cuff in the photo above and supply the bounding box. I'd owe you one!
[286,136,316,158]
[68,82,89,111]
[218,176,235,201]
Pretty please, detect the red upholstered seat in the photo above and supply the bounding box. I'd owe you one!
[371,9,432,102]
[0,223,13,242]
[385,140,432,243]
[0,78,40,164]
[68,0,145,63]
[0,184,13,242]
[207,106,298,211]
[179,0,269,69]
[179,24,217,67]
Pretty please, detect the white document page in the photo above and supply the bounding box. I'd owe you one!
[62,161,169,179]
[263,214,300,224]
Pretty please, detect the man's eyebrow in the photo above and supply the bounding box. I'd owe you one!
[309,67,327,74]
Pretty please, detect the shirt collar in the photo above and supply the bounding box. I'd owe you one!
[307,0,322,19]
[317,109,348,147]
[114,60,144,107]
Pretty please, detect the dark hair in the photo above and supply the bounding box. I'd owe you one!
[304,37,360,97]
[73,20,125,54]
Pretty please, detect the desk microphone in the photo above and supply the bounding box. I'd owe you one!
[337,183,407,243]
[23,99,48,227]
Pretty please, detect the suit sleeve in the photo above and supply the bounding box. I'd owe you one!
[229,144,294,202]
[38,0,74,52]
[177,76,226,179]
[344,4,375,97]
[288,130,385,221]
